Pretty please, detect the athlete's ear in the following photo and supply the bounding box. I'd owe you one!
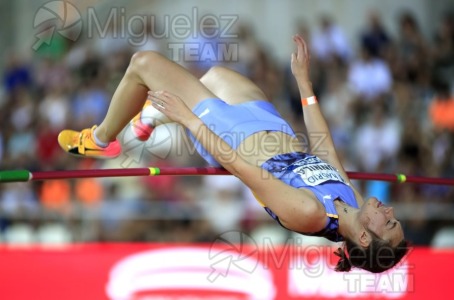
[359,230,371,248]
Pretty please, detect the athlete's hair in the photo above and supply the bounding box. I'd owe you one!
[334,231,410,273]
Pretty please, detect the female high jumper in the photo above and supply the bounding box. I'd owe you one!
[58,35,408,273]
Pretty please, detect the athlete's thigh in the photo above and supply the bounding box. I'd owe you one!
[134,51,217,109]
[200,66,268,104]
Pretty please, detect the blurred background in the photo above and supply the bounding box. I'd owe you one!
[0,0,453,248]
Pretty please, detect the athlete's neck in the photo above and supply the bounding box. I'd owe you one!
[334,200,361,241]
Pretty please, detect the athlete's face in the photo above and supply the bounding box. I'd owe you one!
[359,197,404,247]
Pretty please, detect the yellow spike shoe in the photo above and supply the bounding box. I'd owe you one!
[57,126,121,158]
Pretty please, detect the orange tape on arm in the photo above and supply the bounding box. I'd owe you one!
[301,96,318,107]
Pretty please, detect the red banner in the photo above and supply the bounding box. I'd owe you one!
[0,244,451,300]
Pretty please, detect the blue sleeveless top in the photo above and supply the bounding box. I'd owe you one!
[260,152,359,242]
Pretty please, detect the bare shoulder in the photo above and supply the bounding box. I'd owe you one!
[249,175,327,234]
[278,188,328,234]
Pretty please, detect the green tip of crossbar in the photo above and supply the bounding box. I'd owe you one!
[0,170,31,182]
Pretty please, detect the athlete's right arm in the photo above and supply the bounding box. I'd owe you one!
[291,35,364,205]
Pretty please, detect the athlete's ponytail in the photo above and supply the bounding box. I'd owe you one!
[334,247,352,272]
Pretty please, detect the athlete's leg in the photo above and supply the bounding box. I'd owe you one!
[96,51,217,142]
[58,51,217,157]
[200,66,268,104]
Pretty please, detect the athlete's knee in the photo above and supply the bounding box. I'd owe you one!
[129,51,163,71]
[200,66,229,85]
[207,66,231,77]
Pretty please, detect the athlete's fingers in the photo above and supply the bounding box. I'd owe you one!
[147,90,154,100]
[148,90,165,97]
[294,35,304,60]
[151,100,165,111]
[301,37,307,57]
[150,91,168,103]
[291,52,296,63]
[149,95,167,111]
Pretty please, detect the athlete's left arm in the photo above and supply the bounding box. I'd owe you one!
[291,35,364,206]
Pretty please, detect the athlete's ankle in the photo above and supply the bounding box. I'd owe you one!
[93,126,110,148]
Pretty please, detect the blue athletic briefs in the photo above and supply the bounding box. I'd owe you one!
[188,98,296,167]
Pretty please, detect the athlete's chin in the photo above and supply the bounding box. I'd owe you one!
[366,197,379,206]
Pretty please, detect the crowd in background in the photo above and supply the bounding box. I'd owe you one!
[0,9,453,246]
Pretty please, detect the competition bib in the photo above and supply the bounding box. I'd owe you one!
[290,156,346,186]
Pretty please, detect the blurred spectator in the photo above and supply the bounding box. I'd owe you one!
[34,57,71,94]
[348,42,392,102]
[397,115,434,185]
[432,132,454,180]
[39,180,71,214]
[0,183,39,219]
[431,12,454,86]
[9,89,35,132]
[198,176,246,233]
[432,131,452,167]
[311,15,352,64]
[429,82,454,131]
[231,23,260,72]
[95,183,144,241]
[39,86,70,129]
[3,53,33,94]
[249,47,282,101]
[6,126,36,163]
[361,11,391,58]
[394,12,430,84]
[354,103,401,172]
[75,178,104,206]
[71,80,110,128]
[319,71,355,149]
[36,120,61,166]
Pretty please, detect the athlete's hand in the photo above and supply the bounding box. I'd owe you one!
[291,34,310,79]
[291,34,313,97]
[149,90,198,126]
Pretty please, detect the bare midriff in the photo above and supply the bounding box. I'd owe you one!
[236,131,306,167]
